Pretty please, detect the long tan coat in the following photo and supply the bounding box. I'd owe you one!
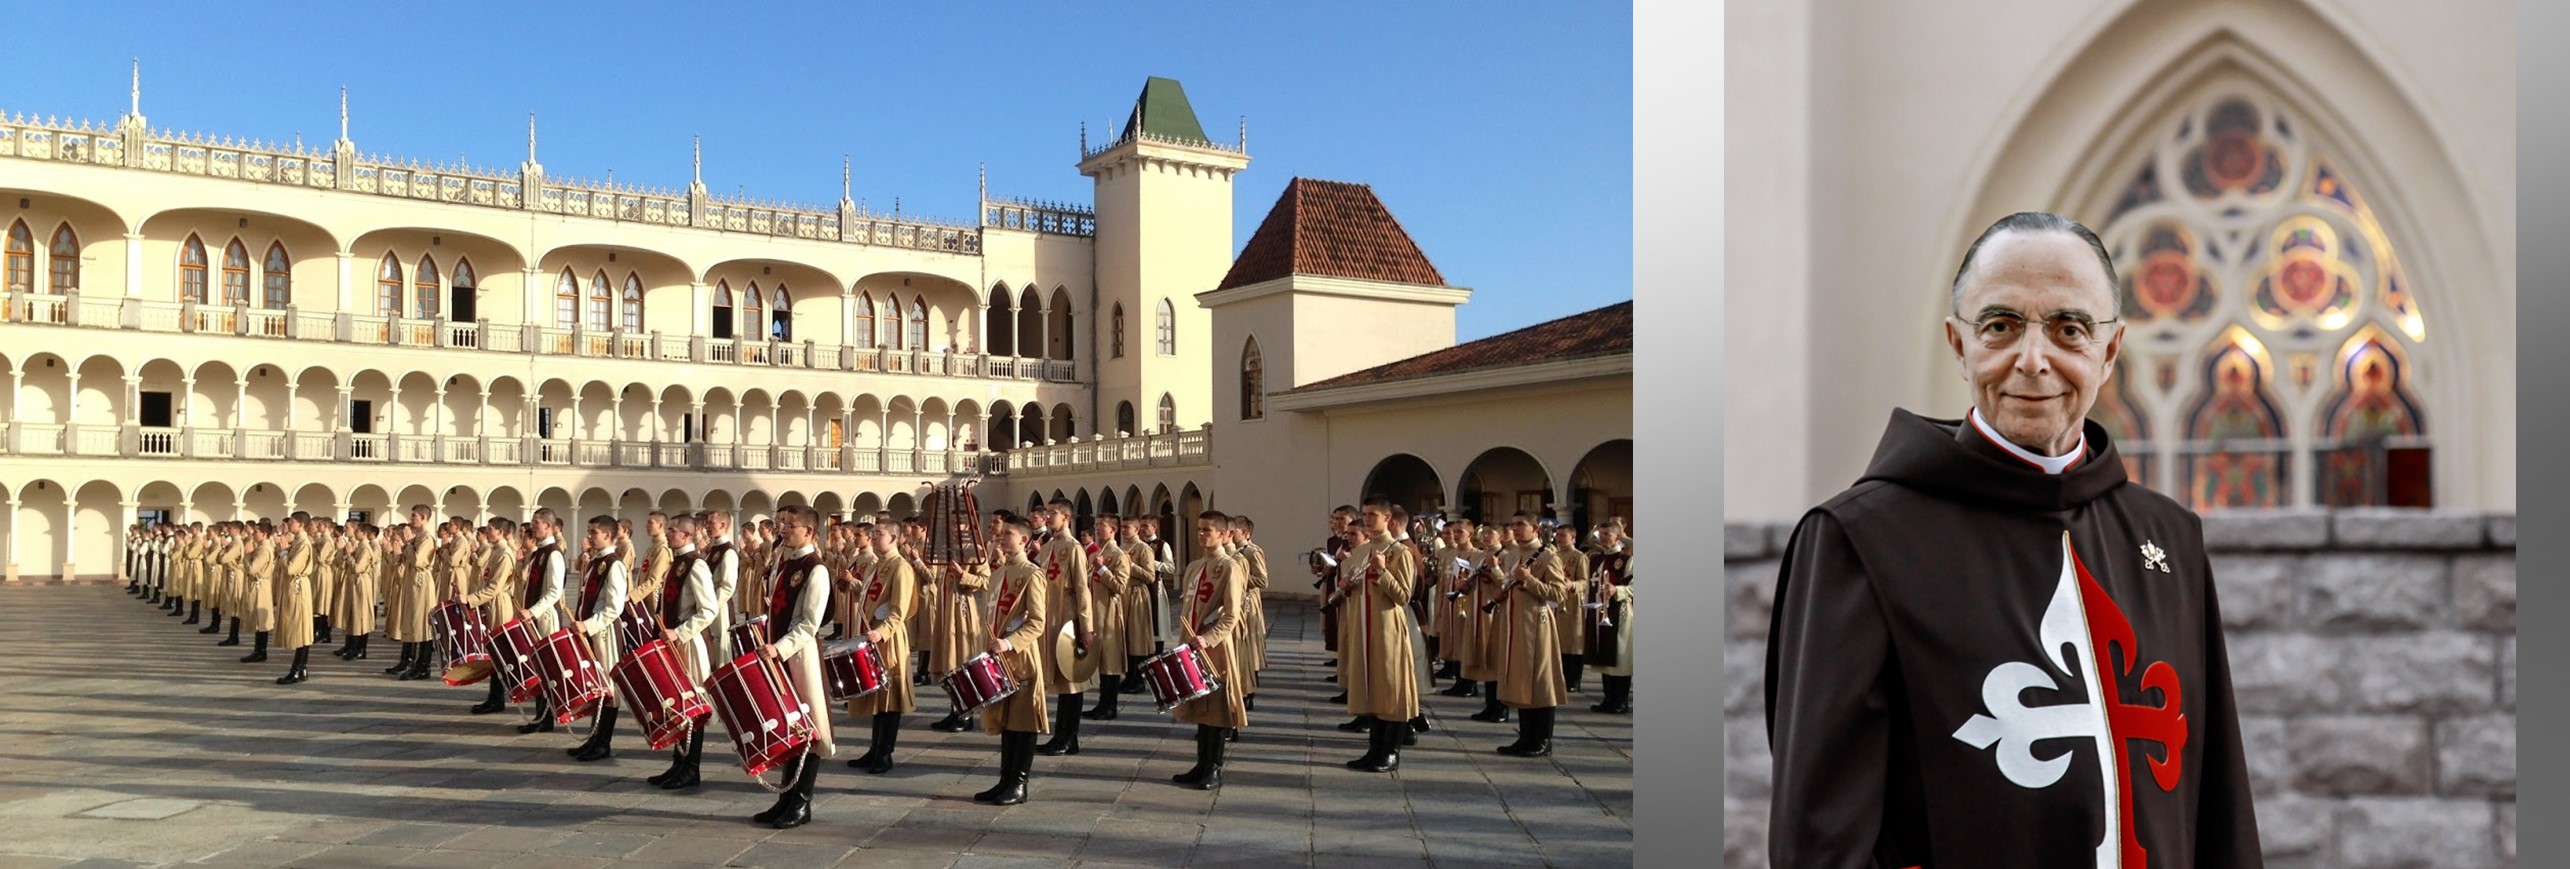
[847,552,918,715]
[767,550,835,757]
[1037,532,1093,694]
[1591,542,1635,678]
[834,548,877,637]
[927,560,990,675]
[904,549,935,654]
[276,533,317,649]
[310,533,338,624]
[1172,552,1247,729]
[981,555,1052,735]
[441,536,474,603]
[244,540,277,633]
[1120,538,1159,656]
[1340,534,1420,720]
[389,531,438,643]
[1555,547,1590,651]
[219,541,247,620]
[336,541,379,634]
[1239,540,1270,677]
[172,537,198,600]
[462,543,520,627]
[1495,542,1571,709]
[1088,543,1127,677]
[632,535,671,621]
[1459,547,1507,681]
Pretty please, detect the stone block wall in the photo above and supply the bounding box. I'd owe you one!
[1721,509,2516,869]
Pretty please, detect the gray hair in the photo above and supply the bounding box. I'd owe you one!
[1950,211,2120,317]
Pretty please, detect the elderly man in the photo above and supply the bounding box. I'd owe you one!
[1764,212,2261,867]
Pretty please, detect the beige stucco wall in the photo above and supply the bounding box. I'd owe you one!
[1724,0,2516,521]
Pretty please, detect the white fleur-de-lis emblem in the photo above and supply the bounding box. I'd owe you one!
[2139,540,2169,573]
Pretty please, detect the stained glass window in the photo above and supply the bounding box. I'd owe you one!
[2092,90,2431,508]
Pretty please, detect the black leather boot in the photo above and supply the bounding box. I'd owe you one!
[1440,675,1477,697]
[1119,664,1147,694]
[218,618,242,646]
[276,648,309,684]
[350,634,370,660]
[239,631,268,663]
[1037,694,1081,755]
[1470,681,1512,723]
[1193,724,1225,791]
[1592,675,1632,714]
[1173,725,1212,786]
[471,679,507,714]
[398,643,433,680]
[384,639,414,674]
[518,695,555,734]
[1564,654,1585,693]
[931,707,969,732]
[660,728,705,789]
[183,601,202,623]
[976,735,1016,802]
[1346,719,1393,772]
[315,616,332,644]
[1498,707,1554,757]
[573,706,617,761]
[862,712,900,774]
[990,730,1032,805]
[198,608,221,632]
[1084,683,1119,720]
[753,754,801,824]
[1338,715,1371,733]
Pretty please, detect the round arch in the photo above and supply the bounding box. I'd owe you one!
[1361,453,1448,518]
[1455,447,1554,525]
[1569,438,1634,533]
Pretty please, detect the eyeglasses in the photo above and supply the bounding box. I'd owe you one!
[1953,308,2121,353]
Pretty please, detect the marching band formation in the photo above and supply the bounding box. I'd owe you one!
[115,489,1637,831]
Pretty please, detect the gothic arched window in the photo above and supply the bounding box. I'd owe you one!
[1155,299,1175,355]
[47,224,78,294]
[1240,337,1265,421]
[261,242,291,310]
[3,221,31,294]
[379,254,408,316]
[854,293,876,349]
[2092,90,2432,508]
[221,239,251,305]
[177,234,207,303]
[414,255,441,319]
[622,273,645,332]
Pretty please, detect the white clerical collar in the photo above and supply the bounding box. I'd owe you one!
[1968,407,2085,475]
[539,536,558,547]
[597,545,618,557]
[789,543,818,558]
[676,542,698,555]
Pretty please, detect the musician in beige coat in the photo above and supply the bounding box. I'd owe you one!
[1170,513,1245,790]
[335,527,380,661]
[1460,525,1513,718]
[844,522,917,774]
[309,522,338,646]
[273,521,317,683]
[1334,500,1420,771]
[1081,515,1128,720]
[463,520,522,715]
[1492,513,1572,757]
[750,505,833,830]
[1115,518,1159,694]
[177,528,208,626]
[215,529,249,647]
[1033,500,1094,756]
[391,508,441,681]
[927,547,990,732]
[976,516,1049,806]
[1232,518,1271,706]
[238,524,279,664]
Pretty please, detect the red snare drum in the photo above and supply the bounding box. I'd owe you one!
[433,600,495,687]
[533,628,612,725]
[821,640,887,702]
[1141,644,1221,712]
[729,616,769,656]
[940,652,1019,716]
[704,652,815,779]
[610,639,713,751]
[485,618,546,704]
[616,601,657,656]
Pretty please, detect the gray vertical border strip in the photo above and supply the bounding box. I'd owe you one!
[1634,0,1721,865]
[2518,0,2559,862]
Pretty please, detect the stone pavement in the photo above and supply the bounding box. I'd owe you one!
[0,586,1630,868]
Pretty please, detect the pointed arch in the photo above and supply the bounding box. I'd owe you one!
[3,220,30,294]
[1157,392,1176,434]
[177,233,207,303]
[261,241,291,310]
[588,269,613,331]
[908,297,927,351]
[2180,326,2290,510]
[1239,336,1265,421]
[554,267,579,328]
[1115,400,1136,437]
[1154,298,1176,355]
[414,254,442,319]
[711,279,735,339]
[2315,324,2431,506]
[221,238,251,305]
[854,292,877,349]
[770,284,793,341]
[46,223,78,295]
[742,280,766,341]
[377,253,406,316]
[622,272,645,332]
[1111,302,1127,358]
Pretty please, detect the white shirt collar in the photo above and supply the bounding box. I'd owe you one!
[597,545,618,557]
[676,542,698,555]
[539,535,558,548]
[1968,407,2085,475]
[789,543,818,558]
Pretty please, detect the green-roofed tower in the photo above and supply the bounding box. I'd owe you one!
[1119,76,1213,147]
[1079,77,1250,438]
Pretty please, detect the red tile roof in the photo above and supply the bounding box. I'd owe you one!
[1290,301,1634,393]
[1216,179,1447,290]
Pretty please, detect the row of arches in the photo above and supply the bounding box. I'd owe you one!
[0,352,1094,450]
[1361,440,1635,531]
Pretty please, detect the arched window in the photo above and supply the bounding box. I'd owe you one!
[853,293,876,349]
[221,239,251,305]
[3,221,31,294]
[2092,90,2434,507]
[452,258,476,293]
[47,224,78,294]
[1157,393,1176,434]
[177,234,208,303]
[622,273,645,332]
[377,254,405,316]
[554,268,579,328]
[908,298,927,350]
[1116,401,1136,437]
[261,241,291,310]
[587,270,612,331]
[771,285,792,341]
[883,294,905,349]
[413,255,440,319]
[1240,337,1265,421]
[1155,298,1175,355]
[1111,303,1126,358]
[711,281,734,339]
[742,281,765,341]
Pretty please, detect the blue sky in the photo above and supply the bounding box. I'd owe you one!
[0,2,1631,342]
